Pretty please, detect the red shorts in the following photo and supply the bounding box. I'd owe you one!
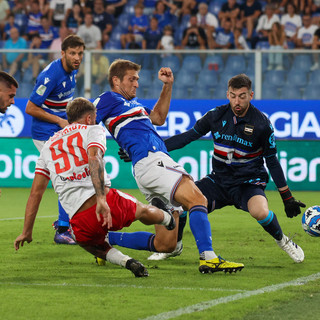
[70,188,137,246]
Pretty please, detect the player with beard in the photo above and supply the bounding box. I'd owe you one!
[25,35,85,245]
[0,71,18,114]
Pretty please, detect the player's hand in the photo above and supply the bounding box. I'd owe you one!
[14,234,32,251]
[57,118,69,129]
[118,148,131,162]
[96,197,112,229]
[283,198,306,218]
[158,67,174,84]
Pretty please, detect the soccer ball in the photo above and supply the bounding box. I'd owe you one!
[302,206,320,237]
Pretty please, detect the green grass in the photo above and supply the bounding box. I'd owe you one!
[1,188,320,320]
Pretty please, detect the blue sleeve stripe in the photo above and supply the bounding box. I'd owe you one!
[258,210,274,226]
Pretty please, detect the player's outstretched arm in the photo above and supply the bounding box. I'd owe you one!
[88,146,112,228]
[149,67,174,126]
[14,174,49,250]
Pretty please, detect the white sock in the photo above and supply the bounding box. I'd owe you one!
[160,209,171,227]
[106,248,131,267]
[200,251,218,260]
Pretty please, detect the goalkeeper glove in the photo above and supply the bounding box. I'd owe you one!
[280,188,306,218]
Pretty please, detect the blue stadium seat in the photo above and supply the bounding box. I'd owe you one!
[197,70,219,88]
[208,0,225,16]
[160,55,181,73]
[290,54,312,71]
[110,26,123,42]
[117,13,131,32]
[144,82,162,99]
[262,84,279,99]
[203,54,224,72]
[213,84,228,100]
[175,69,196,89]
[256,41,270,50]
[263,70,286,87]
[308,70,320,85]
[191,85,213,99]
[138,69,153,89]
[172,86,188,99]
[303,85,319,100]
[224,55,246,74]
[286,69,308,87]
[104,39,122,49]
[279,85,302,100]
[181,55,202,74]
[16,82,34,98]
[219,71,238,86]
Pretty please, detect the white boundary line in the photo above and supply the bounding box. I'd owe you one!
[0,215,56,221]
[0,282,247,293]
[141,272,320,320]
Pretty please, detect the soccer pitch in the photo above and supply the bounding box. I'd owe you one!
[1,188,320,320]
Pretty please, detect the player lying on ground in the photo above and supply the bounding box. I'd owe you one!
[14,97,176,277]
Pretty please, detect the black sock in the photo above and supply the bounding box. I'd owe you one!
[258,211,283,241]
[58,226,69,234]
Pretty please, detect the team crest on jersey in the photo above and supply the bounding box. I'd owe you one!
[62,81,66,88]
[36,85,47,96]
[244,124,254,135]
[44,77,50,84]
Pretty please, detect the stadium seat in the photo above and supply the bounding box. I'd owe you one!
[219,71,238,86]
[263,70,286,87]
[213,84,228,100]
[117,13,131,32]
[191,85,212,99]
[290,54,312,71]
[303,85,318,100]
[172,86,188,99]
[208,0,225,16]
[262,84,279,99]
[181,55,202,74]
[144,82,162,99]
[308,70,320,86]
[110,26,122,42]
[160,55,181,73]
[255,41,270,50]
[138,69,153,89]
[175,69,196,89]
[203,54,224,72]
[16,82,34,98]
[279,85,302,100]
[286,70,308,87]
[197,69,219,87]
[224,55,246,74]
[104,39,122,50]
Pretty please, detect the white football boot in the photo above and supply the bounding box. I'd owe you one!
[147,240,183,261]
[276,234,304,263]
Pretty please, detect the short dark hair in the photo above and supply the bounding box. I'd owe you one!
[0,71,19,88]
[61,35,85,51]
[108,59,141,88]
[66,97,96,123]
[228,74,252,91]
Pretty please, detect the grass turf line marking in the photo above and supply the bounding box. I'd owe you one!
[0,282,247,293]
[141,272,320,320]
[0,215,56,221]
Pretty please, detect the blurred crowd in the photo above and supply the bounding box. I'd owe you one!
[0,0,320,81]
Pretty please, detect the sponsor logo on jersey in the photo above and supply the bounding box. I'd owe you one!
[62,81,66,88]
[44,77,50,84]
[222,120,227,127]
[60,167,91,182]
[0,105,25,137]
[244,124,254,135]
[157,160,164,167]
[36,85,47,96]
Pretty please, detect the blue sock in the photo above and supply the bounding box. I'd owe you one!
[189,205,213,253]
[58,201,69,227]
[108,231,157,251]
[258,210,283,241]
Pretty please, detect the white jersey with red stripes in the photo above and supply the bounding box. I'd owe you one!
[35,124,111,217]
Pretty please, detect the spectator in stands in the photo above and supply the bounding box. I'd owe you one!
[92,52,110,91]
[22,33,45,82]
[77,12,102,49]
[254,4,280,47]
[49,26,70,60]
[93,0,114,35]
[296,13,318,48]
[311,1,320,25]
[234,26,250,49]
[280,3,302,47]
[106,0,127,18]
[293,0,313,16]
[11,1,28,35]
[38,0,50,16]
[196,2,219,36]
[219,0,241,31]
[181,14,206,49]
[120,3,149,49]
[159,24,174,51]
[26,0,43,39]
[62,3,84,34]
[142,16,162,49]
[180,0,197,17]
[310,26,320,70]
[101,29,111,48]
[74,0,94,14]
[139,0,158,16]
[268,21,287,70]
[49,0,73,27]
[39,15,58,48]
[3,12,20,40]
[153,0,174,31]
[0,0,10,34]
[240,0,262,41]
[208,18,234,49]
[2,27,27,77]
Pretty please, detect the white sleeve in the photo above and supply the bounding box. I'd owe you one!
[87,125,107,154]
[35,153,50,179]
[256,15,265,32]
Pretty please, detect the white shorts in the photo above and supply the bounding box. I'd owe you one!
[33,139,46,152]
[133,152,191,210]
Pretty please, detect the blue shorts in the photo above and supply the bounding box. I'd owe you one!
[195,173,267,213]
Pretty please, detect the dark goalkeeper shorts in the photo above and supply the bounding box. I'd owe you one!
[195,174,267,213]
